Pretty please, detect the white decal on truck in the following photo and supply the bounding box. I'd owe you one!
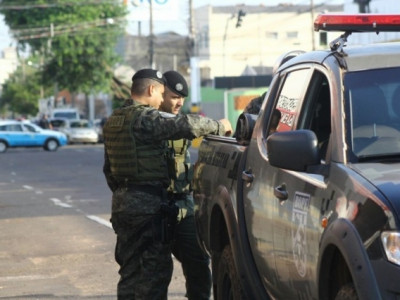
[292,191,311,277]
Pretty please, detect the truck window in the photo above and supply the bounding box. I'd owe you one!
[269,69,332,160]
[272,68,313,133]
[300,72,331,159]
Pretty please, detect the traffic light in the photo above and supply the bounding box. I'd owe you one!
[236,9,246,28]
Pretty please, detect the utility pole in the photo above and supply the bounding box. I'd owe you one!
[149,0,154,68]
[189,0,201,108]
[48,23,58,106]
[355,0,371,13]
[311,0,315,50]
[188,0,195,57]
[47,23,54,54]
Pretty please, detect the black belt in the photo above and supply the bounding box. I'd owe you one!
[168,192,187,201]
[119,182,166,197]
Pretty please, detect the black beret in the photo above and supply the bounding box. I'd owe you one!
[163,70,188,97]
[132,68,165,84]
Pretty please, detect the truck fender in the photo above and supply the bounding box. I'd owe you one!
[318,218,381,300]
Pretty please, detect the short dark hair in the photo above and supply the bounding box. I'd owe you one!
[131,78,163,96]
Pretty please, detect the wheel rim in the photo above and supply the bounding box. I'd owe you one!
[0,142,6,152]
[47,140,58,151]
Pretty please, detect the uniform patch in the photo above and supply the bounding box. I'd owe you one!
[107,115,125,127]
[291,191,310,278]
[176,83,183,91]
[159,112,176,118]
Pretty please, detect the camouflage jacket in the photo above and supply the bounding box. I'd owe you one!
[103,99,226,194]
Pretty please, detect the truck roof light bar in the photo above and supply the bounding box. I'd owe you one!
[314,14,400,32]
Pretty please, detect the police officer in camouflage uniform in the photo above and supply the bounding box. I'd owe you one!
[160,71,212,300]
[102,68,232,300]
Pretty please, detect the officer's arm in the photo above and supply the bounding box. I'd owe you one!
[103,150,118,192]
[134,109,228,142]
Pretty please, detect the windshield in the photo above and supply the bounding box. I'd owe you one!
[70,121,90,128]
[50,120,67,128]
[345,67,400,160]
[53,112,78,119]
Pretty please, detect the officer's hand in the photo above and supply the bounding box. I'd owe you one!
[219,118,233,136]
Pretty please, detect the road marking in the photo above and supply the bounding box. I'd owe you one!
[23,185,34,190]
[49,198,73,208]
[86,215,112,229]
[48,198,111,230]
[0,274,57,282]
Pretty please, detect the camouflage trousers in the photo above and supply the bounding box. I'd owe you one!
[171,196,212,300]
[112,211,173,300]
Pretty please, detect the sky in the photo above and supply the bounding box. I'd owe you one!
[0,0,344,52]
[126,0,344,36]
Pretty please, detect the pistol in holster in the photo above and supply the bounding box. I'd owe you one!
[160,200,179,244]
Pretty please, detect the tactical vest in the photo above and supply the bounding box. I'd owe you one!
[167,139,194,194]
[103,103,169,184]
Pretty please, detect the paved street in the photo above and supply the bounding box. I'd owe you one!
[0,145,190,299]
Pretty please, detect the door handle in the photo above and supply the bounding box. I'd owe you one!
[242,169,253,183]
[274,183,288,200]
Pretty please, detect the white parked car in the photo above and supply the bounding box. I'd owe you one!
[50,118,98,144]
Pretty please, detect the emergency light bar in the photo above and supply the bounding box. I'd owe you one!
[314,14,400,32]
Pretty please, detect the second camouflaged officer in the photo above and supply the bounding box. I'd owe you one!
[103,68,232,300]
[161,71,212,300]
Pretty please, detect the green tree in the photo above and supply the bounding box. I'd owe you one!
[0,0,128,115]
[0,60,47,116]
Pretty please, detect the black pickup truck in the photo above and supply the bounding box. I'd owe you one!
[192,14,400,300]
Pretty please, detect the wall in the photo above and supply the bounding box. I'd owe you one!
[0,47,18,94]
[194,4,344,79]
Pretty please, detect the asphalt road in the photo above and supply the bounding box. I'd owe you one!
[0,144,190,299]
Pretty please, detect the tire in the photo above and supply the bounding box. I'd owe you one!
[216,245,244,300]
[335,283,358,300]
[0,140,8,153]
[44,139,59,151]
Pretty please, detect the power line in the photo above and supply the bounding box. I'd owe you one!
[0,1,121,10]
[11,17,125,41]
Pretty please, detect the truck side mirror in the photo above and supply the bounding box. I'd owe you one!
[267,130,320,172]
[235,113,258,145]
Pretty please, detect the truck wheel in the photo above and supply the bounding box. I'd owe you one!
[216,245,243,300]
[335,283,358,300]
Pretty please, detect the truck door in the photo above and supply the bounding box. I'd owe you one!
[243,67,332,299]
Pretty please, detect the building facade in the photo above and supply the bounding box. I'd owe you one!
[193,4,344,81]
[0,47,17,95]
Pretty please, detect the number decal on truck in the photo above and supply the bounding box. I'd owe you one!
[292,191,311,277]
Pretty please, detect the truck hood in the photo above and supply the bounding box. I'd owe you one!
[352,163,400,219]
